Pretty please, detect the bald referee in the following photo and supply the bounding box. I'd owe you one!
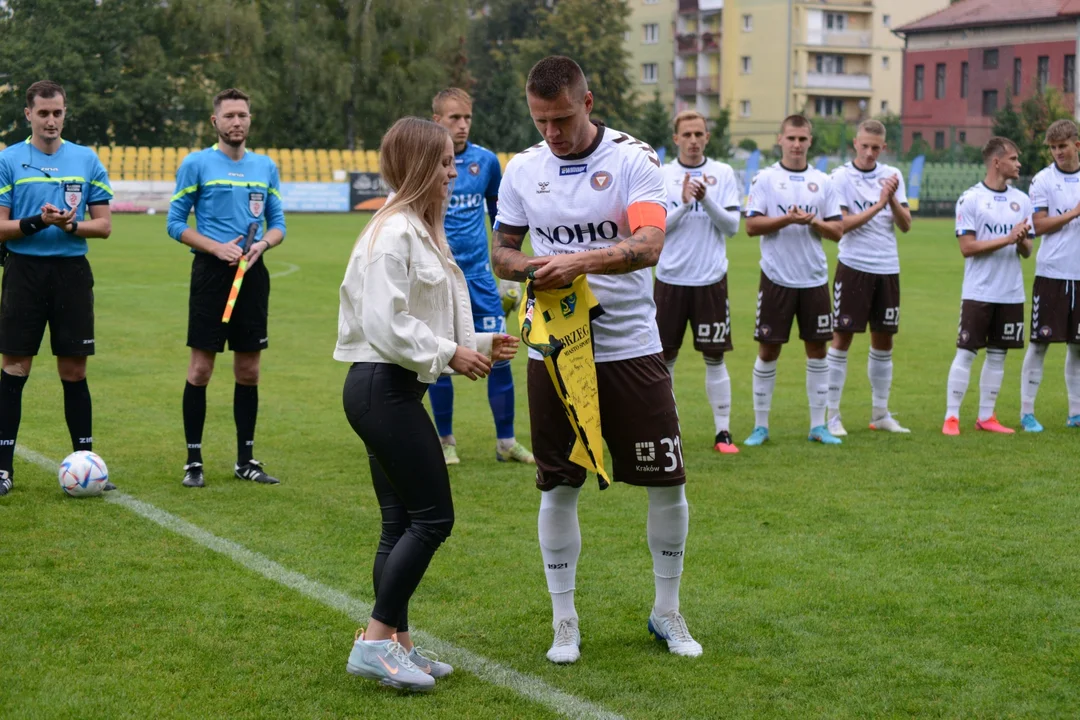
[0,81,114,497]
[167,88,286,489]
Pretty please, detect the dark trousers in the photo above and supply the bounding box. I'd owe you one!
[343,362,454,629]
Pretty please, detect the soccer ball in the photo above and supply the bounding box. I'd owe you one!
[58,451,109,497]
[499,278,522,315]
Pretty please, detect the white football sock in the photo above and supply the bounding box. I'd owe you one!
[704,356,731,434]
[752,358,777,429]
[826,347,848,414]
[868,348,893,421]
[1020,342,1048,416]
[946,349,977,420]
[807,357,829,429]
[647,485,689,616]
[538,485,581,624]
[978,348,1007,422]
[1066,344,1080,417]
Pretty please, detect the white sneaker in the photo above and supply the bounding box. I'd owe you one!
[648,610,702,657]
[827,413,848,437]
[546,617,581,664]
[869,414,911,433]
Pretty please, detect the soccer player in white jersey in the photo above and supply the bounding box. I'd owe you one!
[1020,119,1080,431]
[944,137,1034,435]
[826,119,913,436]
[492,56,701,663]
[655,110,742,453]
[743,115,844,446]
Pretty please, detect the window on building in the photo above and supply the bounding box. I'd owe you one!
[959,131,967,143]
[934,131,945,150]
[814,97,845,116]
[1014,58,1022,94]
[1066,55,1076,93]
[740,100,751,117]
[643,23,659,44]
[881,100,888,112]
[935,63,946,99]
[1038,56,1050,90]
[961,61,969,98]
[914,64,924,100]
[816,54,845,74]
[742,14,752,31]
[982,89,999,116]
[883,14,891,27]
[642,63,658,84]
[984,49,998,69]
[825,12,847,31]
[882,55,890,70]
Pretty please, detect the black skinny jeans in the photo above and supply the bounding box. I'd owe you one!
[343,362,454,629]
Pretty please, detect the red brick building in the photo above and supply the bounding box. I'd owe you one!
[895,0,1080,151]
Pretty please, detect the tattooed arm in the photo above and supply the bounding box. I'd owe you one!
[528,225,665,292]
[491,228,537,281]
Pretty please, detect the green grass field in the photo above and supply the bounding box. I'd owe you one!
[2,214,1078,719]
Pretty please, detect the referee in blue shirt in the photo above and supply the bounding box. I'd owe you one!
[429,88,533,466]
[0,81,114,497]
[167,88,286,488]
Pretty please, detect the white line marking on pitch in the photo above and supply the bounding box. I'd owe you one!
[97,262,301,291]
[16,447,624,720]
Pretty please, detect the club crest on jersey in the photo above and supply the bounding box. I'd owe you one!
[468,162,480,176]
[560,293,577,318]
[1010,201,1021,211]
[63,183,82,210]
[807,182,820,193]
[248,191,265,217]
[590,171,613,191]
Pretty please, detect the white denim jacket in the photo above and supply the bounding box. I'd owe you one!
[334,209,494,383]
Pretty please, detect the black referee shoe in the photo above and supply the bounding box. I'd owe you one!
[234,459,279,485]
[0,470,12,496]
[182,462,205,488]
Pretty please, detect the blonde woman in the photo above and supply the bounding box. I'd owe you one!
[335,117,518,691]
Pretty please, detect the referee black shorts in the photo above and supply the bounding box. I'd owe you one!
[188,252,270,354]
[0,252,95,357]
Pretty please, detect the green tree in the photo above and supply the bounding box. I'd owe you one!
[635,92,673,157]
[514,0,637,132]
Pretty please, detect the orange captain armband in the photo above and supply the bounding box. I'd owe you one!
[627,202,666,234]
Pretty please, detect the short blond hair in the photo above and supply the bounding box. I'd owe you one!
[857,119,887,137]
[1046,119,1079,144]
[432,88,472,115]
[673,110,707,134]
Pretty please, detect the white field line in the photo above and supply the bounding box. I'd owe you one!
[16,447,625,720]
[97,262,301,291]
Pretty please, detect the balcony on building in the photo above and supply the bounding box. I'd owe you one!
[677,76,699,95]
[799,72,872,91]
[676,33,699,54]
[805,28,872,48]
[697,75,721,95]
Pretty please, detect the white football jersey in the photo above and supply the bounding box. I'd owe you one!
[1028,163,1080,280]
[656,158,741,286]
[495,124,667,362]
[954,183,1034,304]
[831,161,908,275]
[744,162,842,288]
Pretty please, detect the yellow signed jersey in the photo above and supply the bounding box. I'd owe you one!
[519,276,609,489]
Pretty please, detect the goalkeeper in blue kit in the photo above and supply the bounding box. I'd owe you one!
[430,88,533,465]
